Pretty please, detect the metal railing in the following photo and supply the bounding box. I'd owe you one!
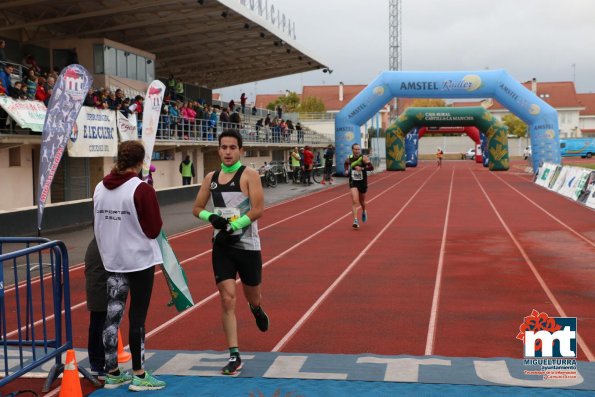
[0,237,99,392]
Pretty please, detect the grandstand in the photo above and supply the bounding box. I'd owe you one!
[0,0,330,212]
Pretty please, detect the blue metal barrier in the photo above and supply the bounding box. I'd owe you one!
[0,237,98,392]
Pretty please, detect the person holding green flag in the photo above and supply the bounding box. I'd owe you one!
[179,155,195,185]
[192,129,269,376]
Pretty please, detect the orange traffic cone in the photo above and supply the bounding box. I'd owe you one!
[117,329,131,363]
[59,349,82,397]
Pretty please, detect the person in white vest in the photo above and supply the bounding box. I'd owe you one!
[93,140,166,391]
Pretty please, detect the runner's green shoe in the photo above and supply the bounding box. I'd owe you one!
[104,369,133,389]
[222,354,243,375]
[128,371,166,391]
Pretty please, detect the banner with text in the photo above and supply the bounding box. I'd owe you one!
[37,64,93,231]
[67,107,118,157]
[0,97,46,132]
[116,111,138,141]
[141,80,165,178]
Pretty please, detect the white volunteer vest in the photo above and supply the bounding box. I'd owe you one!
[94,177,162,272]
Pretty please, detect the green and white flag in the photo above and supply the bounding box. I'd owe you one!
[156,229,194,312]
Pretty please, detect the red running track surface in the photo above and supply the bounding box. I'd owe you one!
[3,160,594,363]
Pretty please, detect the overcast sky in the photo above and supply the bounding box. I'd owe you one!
[215,0,595,102]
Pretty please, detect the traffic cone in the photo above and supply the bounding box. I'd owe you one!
[117,329,131,363]
[59,349,82,397]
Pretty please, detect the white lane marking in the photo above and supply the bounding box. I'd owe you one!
[471,171,595,362]
[272,168,439,352]
[425,167,455,355]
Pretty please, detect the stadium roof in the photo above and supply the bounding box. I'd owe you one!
[0,0,329,89]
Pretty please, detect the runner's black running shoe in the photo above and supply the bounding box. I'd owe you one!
[352,219,360,229]
[222,354,243,375]
[250,303,269,332]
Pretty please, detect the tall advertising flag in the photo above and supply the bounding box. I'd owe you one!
[141,80,165,178]
[37,65,93,231]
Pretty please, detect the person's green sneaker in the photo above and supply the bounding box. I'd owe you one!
[128,371,166,391]
[104,368,133,389]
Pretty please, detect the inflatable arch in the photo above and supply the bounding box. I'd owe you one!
[407,126,482,167]
[394,106,507,170]
[335,70,560,174]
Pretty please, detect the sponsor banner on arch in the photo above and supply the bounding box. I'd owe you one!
[67,106,117,157]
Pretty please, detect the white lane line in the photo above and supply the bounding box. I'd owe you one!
[471,171,595,362]
[424,167,455,355]
[2,172,402,338]
[1,173,394,295]
[492,172,594,248]
[144,169,429,342]
[272,168,439,352]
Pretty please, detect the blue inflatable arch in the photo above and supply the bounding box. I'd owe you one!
[335,70,560,173]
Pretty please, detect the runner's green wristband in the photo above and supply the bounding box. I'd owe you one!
[198,210,214,222]
[230,214,252,231]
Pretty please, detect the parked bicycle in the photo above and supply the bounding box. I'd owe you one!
[269,161,289,184]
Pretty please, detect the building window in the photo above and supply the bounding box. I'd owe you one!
[93,45,104,74]
[9,147,20,166]
[244,150,258,158]
[105,46,116,76]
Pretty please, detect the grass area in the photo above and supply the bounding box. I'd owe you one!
[580,163,595,170]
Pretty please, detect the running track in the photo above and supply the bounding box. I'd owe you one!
[4,161,595,364]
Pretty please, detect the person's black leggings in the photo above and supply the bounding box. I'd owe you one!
[103,266,155,372]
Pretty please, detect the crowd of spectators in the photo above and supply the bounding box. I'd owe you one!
[0,58,317,145]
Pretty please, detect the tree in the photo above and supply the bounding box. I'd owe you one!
[266,91,301,113]
[299,96,325,113]
[409,99,447,108]
[502,113,528,137]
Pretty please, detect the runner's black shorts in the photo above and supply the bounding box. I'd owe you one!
[212,244,262,286]
[349,180,367,193]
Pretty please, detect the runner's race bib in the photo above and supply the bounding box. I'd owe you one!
[351,170,363,181]
[214,207,242,235]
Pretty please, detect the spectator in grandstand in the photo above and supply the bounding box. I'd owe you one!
[180,101,196,139]
[296,122,303,143]
[270,119,280,142]
[129,95,144,137]
[120,97,131,118]
[230,108,241,128]
[0,80,6,96]
[276,104,282,119]
[19,81,29,100]
[251,104,257,116]
[209,108,219,137]
[179,155,195,185]
[240,93,247,113]
[175,78,184,101]
[255,118,263,141]
[23,54,41,74]
[114,89,124,109]
[84,236,108,379]
[228,99,235,112]
[219,107,230,125]
[0,63,12,97]
[44,76,55,95]
[25,69,37,100]
[35,77,47,102]
[83,87,95,107]
[0,40,6,65]
[11,81,27,100]
[167,74,176,100]
[286,119,294,135]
